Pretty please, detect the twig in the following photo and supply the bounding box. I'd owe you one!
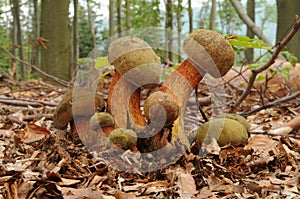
[242,90,300,116]
[231,18,300,112]
[0,45,69,86]
[250,131,300,139]
[0,97,58,107]
[195,84,209,122]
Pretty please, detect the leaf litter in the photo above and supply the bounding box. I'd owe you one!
[0,69,300,198]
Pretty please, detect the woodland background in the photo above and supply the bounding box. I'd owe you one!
[1,0,300,198]
[0,0,299,82]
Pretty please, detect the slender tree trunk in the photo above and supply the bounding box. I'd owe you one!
[11,0,25,80]
[87,0,96,49]
[40,0,71,81]
[72,0,79,76]
[33,0,40,67]
[176,0,182,63]
[116,0,122,34]
[188,0,193,33]
[276,0,300,58]
[109,0,115,37]
[245,0,255,63]
[165,0,173,62]
[125,0,131,31]
[209,0,216,30]
[229,0,270,44]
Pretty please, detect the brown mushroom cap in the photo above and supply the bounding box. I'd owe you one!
[108,128,137,150]
[182,29,235,77]
[108,36,161,87]
[216,113,250,132]
[144,91,180,127]
[89,112,115,131]
[194,118,249,147]
[53,88,105,130]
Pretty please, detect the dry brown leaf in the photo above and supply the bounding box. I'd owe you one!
[22,122,51,143]
[61,187,104,199]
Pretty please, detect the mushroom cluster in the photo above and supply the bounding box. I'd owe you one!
[53,29,249,153]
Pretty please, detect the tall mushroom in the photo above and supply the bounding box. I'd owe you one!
[107,36,161,130]
[144,29,235,146]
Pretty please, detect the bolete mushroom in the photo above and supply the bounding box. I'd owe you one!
[53,88,105,146]
[89,112,115,136]
[107,36,161,130]
[108,128,138,150]
[194,117,249,147]
[144,29,235,146]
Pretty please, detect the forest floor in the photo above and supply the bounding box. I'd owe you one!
[0,63,300,199]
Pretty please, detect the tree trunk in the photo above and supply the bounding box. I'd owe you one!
[276,0,300,58]
[11,0,25,80]
[40,0,71,81]
[188,0,193,33]
[124,0,131,31]
[209,0,216,30]
[165,0,173,62]
[116,0,122,34]
[87,0,96,49]
[109,0,115,37]
[72,0,79,76]
[33,0,40,67]
[176,0,182,63]
[229,0,270,44]
[245,0,255,63]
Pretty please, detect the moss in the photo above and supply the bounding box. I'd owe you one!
[195,118,249,147]
[108,128,137,150]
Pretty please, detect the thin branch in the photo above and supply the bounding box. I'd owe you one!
[231,18,300,112]
[0,45,69,86]
[0,97,58,107]
[242,90,300,116]
[250,131,300,139]
[229,0,271,44]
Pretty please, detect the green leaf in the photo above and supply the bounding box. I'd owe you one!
[248,64,260,70]
[280,66,291,80]
[228,35,271,50]
[256,75,266,81]
[280,51,298,67]
[95,57,109,70]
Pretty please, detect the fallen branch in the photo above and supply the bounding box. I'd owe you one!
[250,131,300,139]
[0,45,69,87]
[242,90,300,116]
[231,18,300,112]
[0,97,58,107]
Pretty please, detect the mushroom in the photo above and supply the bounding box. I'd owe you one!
[108,128,138,150]
[107,36,161,130]
[53,87,105,146]
[194,117,249,148]
[89,112,115,136]
[144,29,235,146]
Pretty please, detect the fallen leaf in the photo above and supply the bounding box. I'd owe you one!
[22,122,51,144]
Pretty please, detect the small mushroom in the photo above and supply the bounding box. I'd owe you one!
[144,29,235,145]
[53,88,105,146]
[108,128,138,150]
[89,112,115,136]
[144,91,179,128]
[107,36,161,130]
[53,88,105,130]
[194,117,249,147]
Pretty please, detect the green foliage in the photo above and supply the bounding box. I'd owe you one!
[94,57,109,70]
[227,35,272,51]
[280,51,298,67]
